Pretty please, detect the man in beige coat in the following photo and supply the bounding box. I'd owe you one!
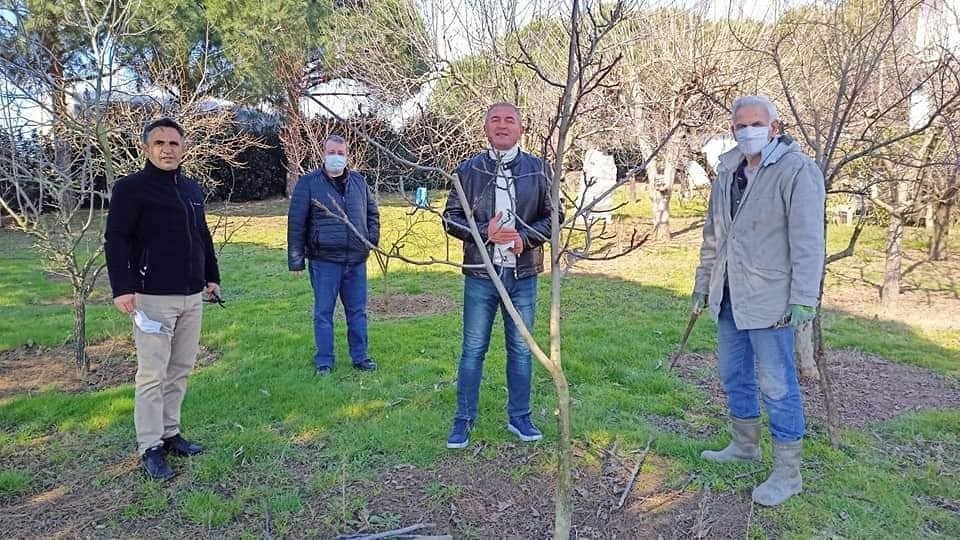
[693,95,825,506]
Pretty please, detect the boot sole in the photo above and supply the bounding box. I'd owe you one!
[143,468,176,482]
[752,486,802,506]
[446,439,469,449]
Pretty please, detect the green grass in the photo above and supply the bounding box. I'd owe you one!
[0,470,30,497]
[0,198,958,536]
[181,489,241,527]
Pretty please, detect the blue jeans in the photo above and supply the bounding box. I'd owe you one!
[455,271,537,422]
[717,294,805,442]
[308,259,369,368]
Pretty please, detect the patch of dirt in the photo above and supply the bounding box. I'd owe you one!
[367,293,457,319]
[315,447,753,539]
[645,413,721,440]
[0,444,757,539]
[672,348,960,428]
[823,268,960,332]
[0,337,220,398]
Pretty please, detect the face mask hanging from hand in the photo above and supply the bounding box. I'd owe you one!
[734,126,771,157]
[325,154,347,174]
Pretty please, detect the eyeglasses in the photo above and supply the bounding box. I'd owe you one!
[204,293,226,308]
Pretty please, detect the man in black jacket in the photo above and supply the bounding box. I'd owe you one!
[442,102,557,449]
[287,135,380,377]
[105,117,220,481]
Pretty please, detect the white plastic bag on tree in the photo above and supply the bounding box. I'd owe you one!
[578,149,617,223]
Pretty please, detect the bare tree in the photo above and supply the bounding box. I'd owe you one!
[304,1,695,536]
[736,0,960,446]
[0,1,257,378]
[0,1,145,378]
[929,113,960,260]
[619,5,743,241]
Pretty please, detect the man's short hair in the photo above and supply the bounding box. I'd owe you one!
[324,134,347,147]
[485,102,521,121]
[731,95,778,123]
[141,117,185,144]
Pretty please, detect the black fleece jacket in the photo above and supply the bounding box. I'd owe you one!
[104,161,220,298]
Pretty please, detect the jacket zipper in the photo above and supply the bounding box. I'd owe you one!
[172,175,194,294]
[343,177,350,257]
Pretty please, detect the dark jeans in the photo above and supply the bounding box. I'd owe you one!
[308,259,369,368]
[455,271,538,422]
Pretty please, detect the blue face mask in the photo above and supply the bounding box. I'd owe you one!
[325,154,347,173]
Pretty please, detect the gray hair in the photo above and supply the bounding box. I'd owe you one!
[485,102,521,120]
[731,95,778,123]
[141,117,185,144]
[324,134,346,146]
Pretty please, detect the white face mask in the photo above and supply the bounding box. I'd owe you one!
[734,126,772,157]
[133,310,173,336]
[324,154,347,174]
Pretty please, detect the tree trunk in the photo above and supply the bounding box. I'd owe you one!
[285,167,300,198]
[881,212,903,306]
[813,198,840,448]
[552,370,573,540]
[650,160,674,241]
[794,323,817,378]
[813,312,840,447]
[930,199,953,261]
[628,173,637,203]
[73,291,89,379]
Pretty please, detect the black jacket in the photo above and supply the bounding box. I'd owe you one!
[104,161,220,298]
[287,168,380,270]
[443,150,559,279]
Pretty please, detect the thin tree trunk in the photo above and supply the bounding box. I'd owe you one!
[812,312,840,447]
[930,199,953,260]
[812,200,840,448]
[881,211,903,306]
[73,290,88,379]
[795,323,817,378]
[551,366,572,540]
[650,161,674,241]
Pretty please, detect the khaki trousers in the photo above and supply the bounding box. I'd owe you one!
[133,293,203,454]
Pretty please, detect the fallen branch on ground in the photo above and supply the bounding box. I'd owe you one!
[336,523,436,540]
[617,436,654,509]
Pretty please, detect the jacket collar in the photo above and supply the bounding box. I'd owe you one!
[143,160,181,181]
[321,167,350,183]
[480,148,524,173]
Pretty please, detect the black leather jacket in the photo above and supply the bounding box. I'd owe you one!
[442,150,560,279]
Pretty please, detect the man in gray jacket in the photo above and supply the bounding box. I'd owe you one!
[693,95,825,507]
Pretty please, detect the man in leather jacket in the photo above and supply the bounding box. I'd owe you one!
[442,102,558,449]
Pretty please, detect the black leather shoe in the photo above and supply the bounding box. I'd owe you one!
[142,446,175,481]
[162,434,204,456]
[316,366,332,377]
[353,359,377,371]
